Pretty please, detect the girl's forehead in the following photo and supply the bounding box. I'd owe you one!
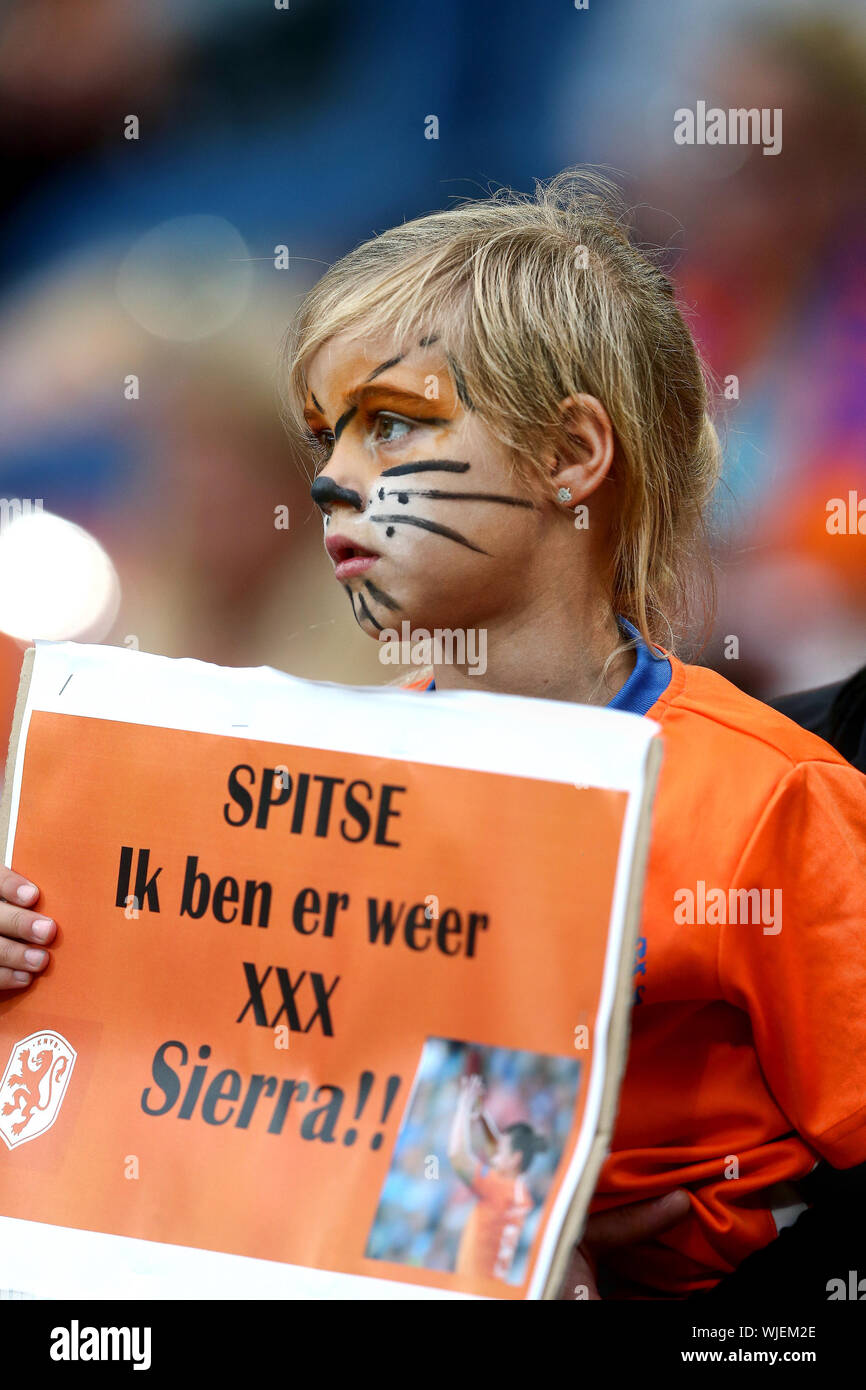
[304,329,457,418]
[306,328,445,395]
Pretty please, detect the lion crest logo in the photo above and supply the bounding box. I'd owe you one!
[0,1031,76,1150]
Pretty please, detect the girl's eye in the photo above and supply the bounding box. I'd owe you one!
[306,432,334,467]
[372,414,413,445]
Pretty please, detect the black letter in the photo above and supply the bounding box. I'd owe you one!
[312,775,344,837]
[292,887,321,935]
[132,848,162,912]
[224,764,255,826]
[180,855,210,919]
[256,767,292,830]
[201,1069,242,1126]
[141,1039,187,1116]
[341,781,372,842]
[115,845,133,907]
[236,962,273,1025]
[375,784,405,847]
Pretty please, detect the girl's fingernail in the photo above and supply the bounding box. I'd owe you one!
[24,949,46,967]
[31,919,54,941]
[16,883,38,904]
[13,971,31,984]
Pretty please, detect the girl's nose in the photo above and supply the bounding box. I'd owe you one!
[310,474,365,514]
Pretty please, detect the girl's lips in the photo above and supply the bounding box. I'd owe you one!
[326,534,380,582]
[334,554,379,581]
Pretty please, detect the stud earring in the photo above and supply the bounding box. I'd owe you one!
[557,486,573,502]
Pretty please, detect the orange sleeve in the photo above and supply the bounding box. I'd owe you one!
[718,759,866,1167]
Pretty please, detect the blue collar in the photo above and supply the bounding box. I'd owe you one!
[605,617,672,715]
[422,616,671,716]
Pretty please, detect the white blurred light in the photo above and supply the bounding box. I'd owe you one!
[116,214,253,341]
[0,511,121,641]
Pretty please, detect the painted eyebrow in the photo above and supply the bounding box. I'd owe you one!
[304,335,451,424]
[305,383,453,432]
[333,405,357,441]
[363,354,405,382]
[365,334,440,379]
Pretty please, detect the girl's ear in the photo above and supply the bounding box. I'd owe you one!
[545,393,615,505]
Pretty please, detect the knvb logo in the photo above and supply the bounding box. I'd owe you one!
[0,1031,76,1149]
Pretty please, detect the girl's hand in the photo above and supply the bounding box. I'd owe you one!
[0,867,56,991]
[558,1190,691,1300]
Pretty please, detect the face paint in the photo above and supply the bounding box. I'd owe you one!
[381,487,534,508]
[305,329,544,641]
[379,460,470,477]
[446,354,474,410]
[369,508,491,555]
[333,405,357,441]
[363,354,405,382]
[310,476,364,512]
[356,590,384,630]
[364,580,400,612]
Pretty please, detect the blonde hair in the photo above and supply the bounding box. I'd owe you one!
[281,168,721,655]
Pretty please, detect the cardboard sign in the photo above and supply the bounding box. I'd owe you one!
[0,642,660,1299]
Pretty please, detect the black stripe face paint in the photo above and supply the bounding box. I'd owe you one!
[364,580,401,612]
[370,513,491,555]
[379,460,471,477]
[357,591,383,630]
[382,488,535,509]
[364,355,405,382]
[344,583,366,633]
[447,355,473,410]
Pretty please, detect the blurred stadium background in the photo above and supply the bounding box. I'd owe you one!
[0,0,863,751]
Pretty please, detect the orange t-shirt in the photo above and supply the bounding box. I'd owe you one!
[455,1160,534,1281]
[405,656,866,1294]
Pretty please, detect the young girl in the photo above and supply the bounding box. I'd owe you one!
[3,170,865,1297]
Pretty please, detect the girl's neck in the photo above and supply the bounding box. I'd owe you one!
[429,593,635,706]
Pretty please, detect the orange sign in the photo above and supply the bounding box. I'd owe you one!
[0,644,659,1300]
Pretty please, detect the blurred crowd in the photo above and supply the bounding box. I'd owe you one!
[0,0,863,751]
